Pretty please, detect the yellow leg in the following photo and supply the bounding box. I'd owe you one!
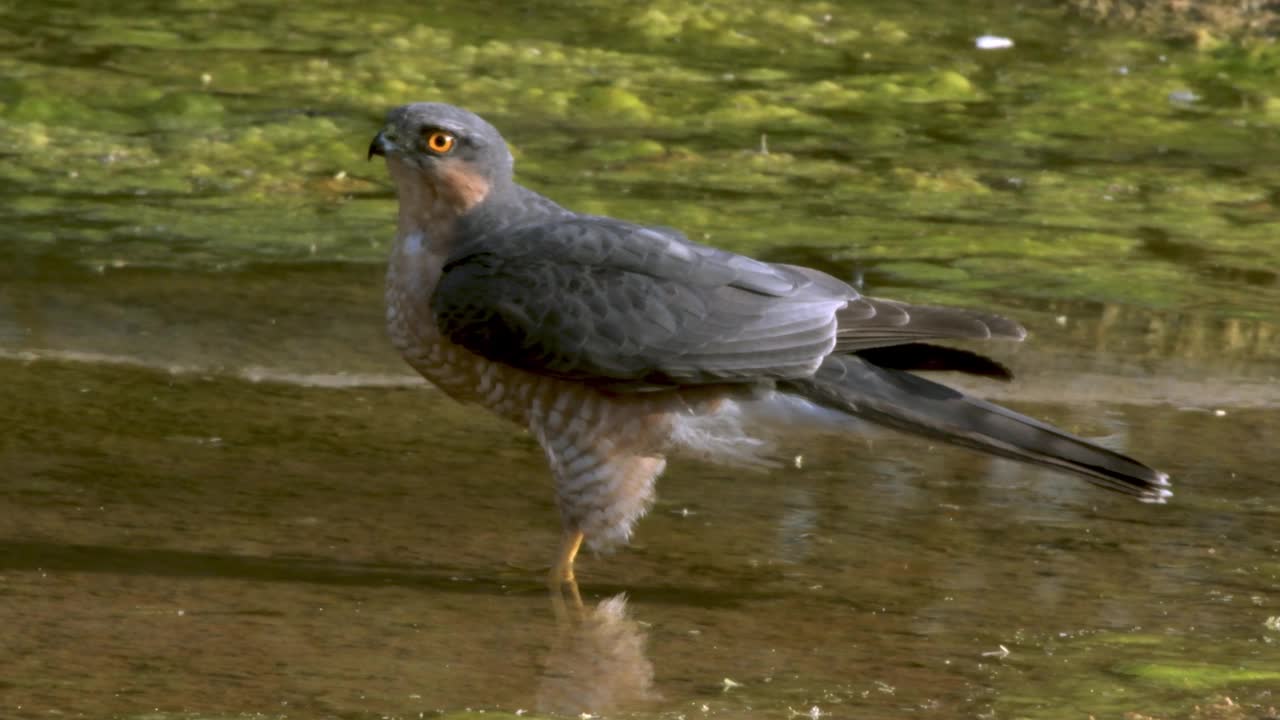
[551,530,584,584]
[549,530,585,617]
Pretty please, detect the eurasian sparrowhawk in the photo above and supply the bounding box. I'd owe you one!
[367,103,1170,599]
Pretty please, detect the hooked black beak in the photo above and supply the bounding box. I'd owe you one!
[367,130,389,161]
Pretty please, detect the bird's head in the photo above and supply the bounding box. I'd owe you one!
[368,103,514,221]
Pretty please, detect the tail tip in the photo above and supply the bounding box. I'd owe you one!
[1138,471,1173,504]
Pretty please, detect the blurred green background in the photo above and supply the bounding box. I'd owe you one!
[4,0,1280,316]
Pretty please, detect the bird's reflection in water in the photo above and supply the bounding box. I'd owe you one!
[536,594,658,716]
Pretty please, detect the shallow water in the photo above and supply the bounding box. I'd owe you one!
[3,1,1280,719]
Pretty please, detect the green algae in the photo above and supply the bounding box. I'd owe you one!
[1115,662,1280,690]
[991,628,1280,719]
[2,0,1279,324]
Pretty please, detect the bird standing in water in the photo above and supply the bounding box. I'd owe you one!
[368,102,1170,603]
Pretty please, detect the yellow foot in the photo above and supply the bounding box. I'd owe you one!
[549,530,585,620]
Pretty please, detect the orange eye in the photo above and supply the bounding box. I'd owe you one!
[425,130,456,154]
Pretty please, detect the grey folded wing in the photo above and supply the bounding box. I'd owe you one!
[434,218,853,390]
[833,295,1027,352]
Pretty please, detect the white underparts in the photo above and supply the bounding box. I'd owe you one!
[668,390,874,468]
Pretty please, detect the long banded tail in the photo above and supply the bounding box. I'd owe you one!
[784,356,1171,502]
